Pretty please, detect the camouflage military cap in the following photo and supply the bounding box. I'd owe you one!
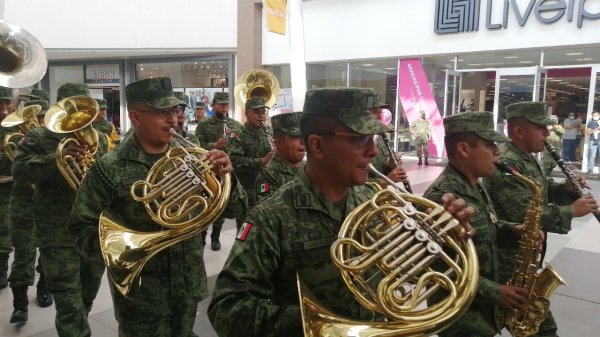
[373,96,391,110]
[57,83,90,100]
[245,97,267,109]
[213,92,229,104]
[505,102,554,126]
[0,86,16,100]
[302,87,389,134]
[195,101,205,108]
[444,112,510,142]
[25,99,50,115]
[29,88,49,101]
[125,77,183,109]
[173,92,187,107]
[272,112,302,136]
[95,99,109,109]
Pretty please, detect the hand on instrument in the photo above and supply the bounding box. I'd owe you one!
[499,285,528,311]
[386,167,408,183]
[261,149,276,167]
[62,144,88,161]
[512,225,545,253]
[441,193,476,239]
[565,175,590,191]
[386,153,402,169]
[206,149,233,175]
[570,195,600,217]
[213,137,228,150]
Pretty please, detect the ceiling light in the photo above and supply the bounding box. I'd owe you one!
[384,67,396,70]
[361,63,374,67]
[468,63,482,66]
[549,79,561,82]
[518,61,534,64]
[566,52,583,56]
[140,67,144,71]
[504,56,520,59]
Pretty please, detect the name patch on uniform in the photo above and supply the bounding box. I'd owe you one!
[237,222,252,241]
[303,236,335,250]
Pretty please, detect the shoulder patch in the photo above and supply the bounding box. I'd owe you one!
[294,193,312,208]
[257,181,270,194]
[237,222,252,241]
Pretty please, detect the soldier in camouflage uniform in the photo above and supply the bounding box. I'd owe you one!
[483,102,600,337]
[13,83,108,336]
[424,112,533,337]
[8,99,54,324]
[194,101,206,122]
[0,86,17,289]
[208,87,476,337]
[92,98,121,147]
[175,103,200,145]
[410,110,432,165]
[195,92,242,251]
[369,99,408,187]
[67,77,247,337]
[542,115,564,176]
[254,112,305,203]
[226,97,276,231]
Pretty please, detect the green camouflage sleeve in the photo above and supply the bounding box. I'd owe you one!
[208,206,301,337]
[227,137,263,173]
[67,162,114,264]
[547,177,579,206]
[221,177,249,219]
[483,167,573,234]
[254,168,281,203]
[0,153,10,176]
[12,131,60,185]
[195,121,215,149]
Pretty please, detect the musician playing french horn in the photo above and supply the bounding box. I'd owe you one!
[209,88,476,337]
[483,102,600,337]
[424,112,544,337]
[226,96,276,231]
[67,77,247,337]
[12,83,109,336]
[195,91,242,251]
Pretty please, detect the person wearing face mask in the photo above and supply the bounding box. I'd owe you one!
[586,111,600,174]
[563,112,580,163]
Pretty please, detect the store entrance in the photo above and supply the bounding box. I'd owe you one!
[443,70,497,117]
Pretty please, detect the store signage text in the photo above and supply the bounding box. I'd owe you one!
[84,64,120,84]
[435,0,600,34]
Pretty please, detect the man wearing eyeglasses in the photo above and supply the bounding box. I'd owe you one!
[67,77,247,337]
[208,87,476,337]
[226,97,276,232]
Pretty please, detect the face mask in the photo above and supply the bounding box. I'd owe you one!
[593,117,599,121]
[569,116,575,120]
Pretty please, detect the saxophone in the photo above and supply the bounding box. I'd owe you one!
[495,162,566,337]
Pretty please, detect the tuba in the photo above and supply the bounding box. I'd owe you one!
[234,69,280,108]
[45,96,101,191]
[495,162,566,337]
[99,129,231,297]
[0,20,47,88]
[2,104,41,161]
[298,164,478,337]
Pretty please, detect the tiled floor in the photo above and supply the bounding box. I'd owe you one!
[1,158,599,337]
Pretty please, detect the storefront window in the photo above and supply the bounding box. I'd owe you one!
[349,59,397,107]
[265,64,291,88]
[456,50,541,70]
[307,63,347,89]
[543,46,600,67]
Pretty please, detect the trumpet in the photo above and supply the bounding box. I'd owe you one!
[381,132,413,193]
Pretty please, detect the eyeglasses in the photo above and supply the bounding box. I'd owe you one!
[316,132,378,148]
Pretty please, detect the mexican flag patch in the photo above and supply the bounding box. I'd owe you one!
[237,222,253,241]
[258,182,270,193]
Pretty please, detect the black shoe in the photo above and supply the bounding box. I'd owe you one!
[425,160,430,166]
[0,272,7,289]
[417,160,422,165]
[37,288,53,308]
[211,240,221,251]
[9,309,28,324]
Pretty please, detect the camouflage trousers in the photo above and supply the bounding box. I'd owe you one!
[110,272,200,337]
[415,138,429,159]
[201,216,224,243]
[235,185,256,232]
[531,311,558,337]
[0,203,13,272]
[40,246,105,337]
[8,216,38,288]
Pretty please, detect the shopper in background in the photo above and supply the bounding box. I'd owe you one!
[562,111,580,163]
[586,111,600,174]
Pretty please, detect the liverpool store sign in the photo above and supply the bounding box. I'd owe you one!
[434,0,600,34]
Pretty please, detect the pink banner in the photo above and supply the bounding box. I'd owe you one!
[398,59,444,158]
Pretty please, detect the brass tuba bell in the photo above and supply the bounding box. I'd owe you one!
[234,69,280,108]
[298,164,479,337]
[0,20,47,88]
[1,104,41,161]
[99,130,231,297]
[45,95,100,191]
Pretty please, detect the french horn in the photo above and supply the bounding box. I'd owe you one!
[298,164,478,337]
[99,129,231,297]
[0,20,47,88]
[45,95,101,191]
[1,104,41,161]
[234,69,280,108]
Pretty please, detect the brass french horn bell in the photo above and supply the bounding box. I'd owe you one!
[1,104,42,161]
[0,20,47,88]
[234,69,280,108]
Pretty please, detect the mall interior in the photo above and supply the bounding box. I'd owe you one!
[1,0,600,336]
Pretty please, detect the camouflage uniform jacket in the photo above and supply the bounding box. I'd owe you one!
[424,164,517,335]
[482,142,578,279]
[178,129,200,146]
[92,119,119,140]
[369,136,394,181]
[410,119,432,141]
[0,126,19,205]
[226,123,273,204]
[254,154,303,203]
[12,127,108,247]
[67,132,247,301]
[195,115,242,150]
[208,169,379,337]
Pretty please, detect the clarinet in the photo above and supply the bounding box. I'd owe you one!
[381,133,413,193]
[544,141,600,223]
[261,121,275,150]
